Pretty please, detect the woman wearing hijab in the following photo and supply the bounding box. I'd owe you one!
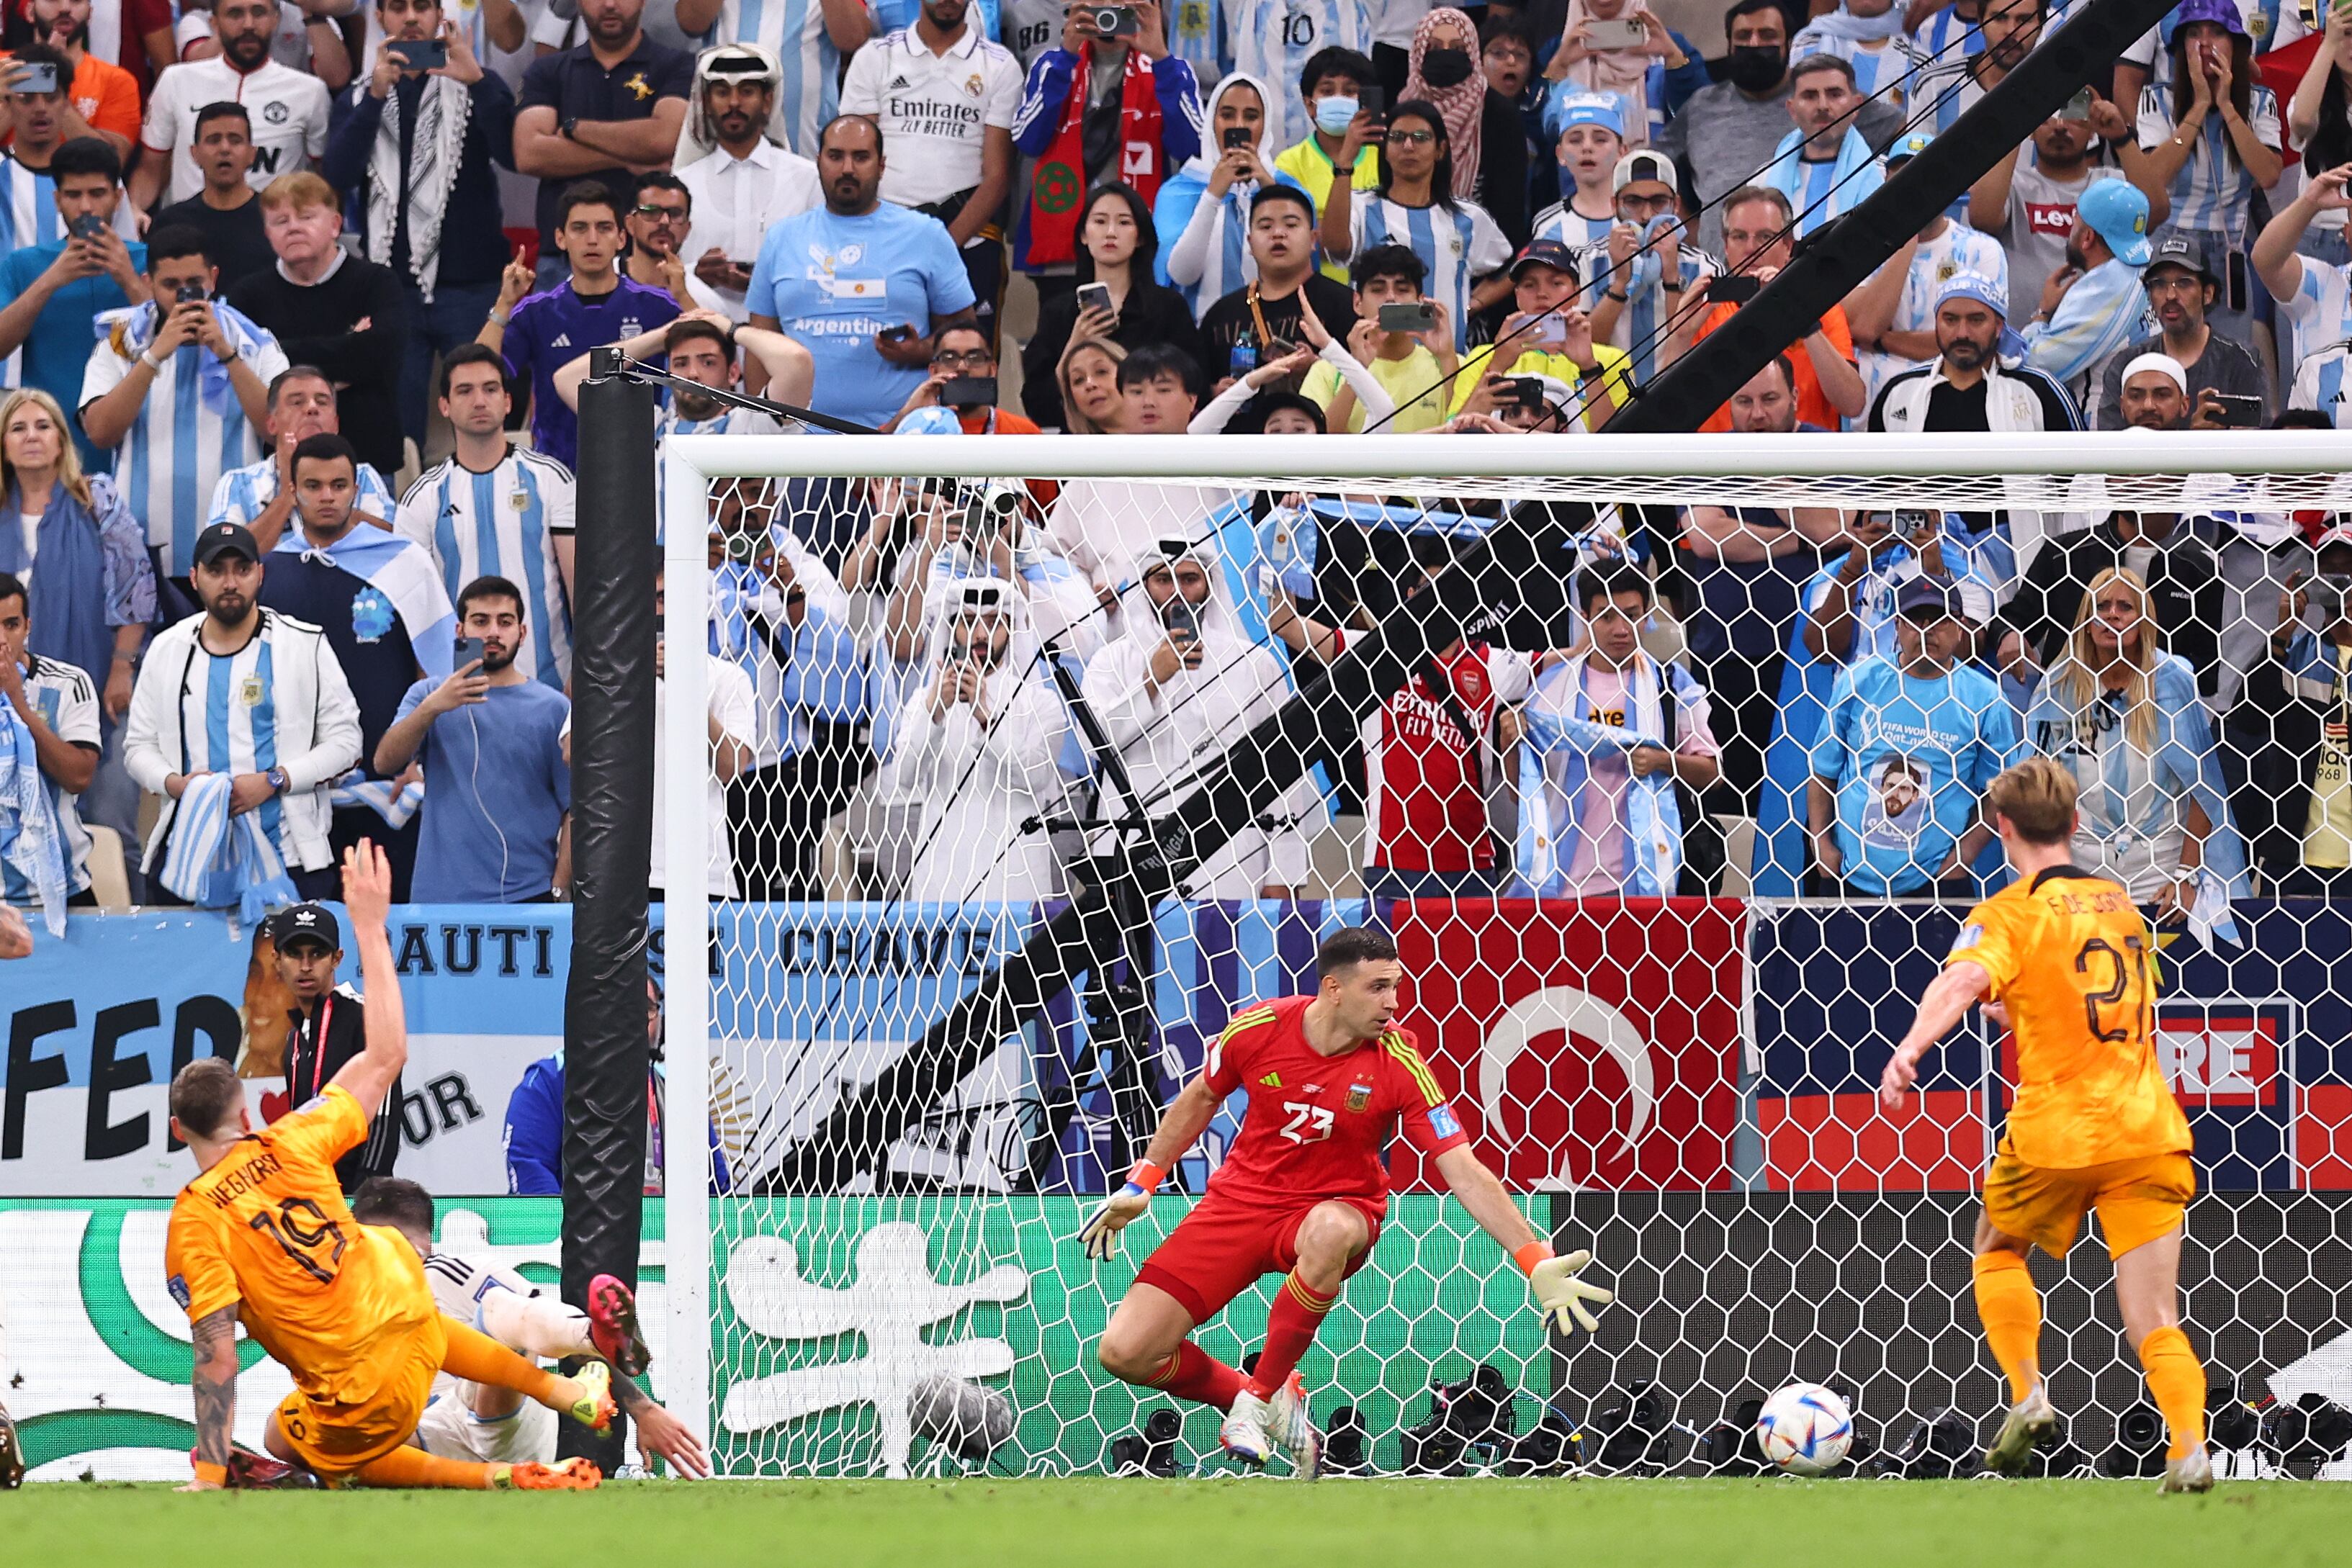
[1400,6,1529,245]
[1155,73,1312,320]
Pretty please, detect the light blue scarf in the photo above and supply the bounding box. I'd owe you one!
[0,696,68,936]
[280,523,457,679]
[1757,124,1882,228]
[1512,651,1687,898]
[91,297,274,417]
[158,771,297,928]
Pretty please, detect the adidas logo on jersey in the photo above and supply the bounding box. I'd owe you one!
[888,73,910,89]
[549,333,572,348]
[1260,1072,1281,1088]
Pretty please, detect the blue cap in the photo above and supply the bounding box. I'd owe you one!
[897,405,964,436]
[2078,178,2153,266]
[1550,92,1625,140]
[1934,269,2008,319]
[2169,0,2246,36]
[1883,130,1933,165]
[1895,575,1963,621]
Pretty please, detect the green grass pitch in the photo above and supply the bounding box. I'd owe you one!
[12,1477,2351,1568]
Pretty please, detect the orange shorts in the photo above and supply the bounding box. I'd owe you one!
[272,1311,447,1479]
[1983,1140,2194,1261]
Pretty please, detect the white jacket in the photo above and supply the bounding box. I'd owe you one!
[123,610,362,873]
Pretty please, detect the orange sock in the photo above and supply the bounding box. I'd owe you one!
[440,1319,569,1410]
[2137,1325,2207,1459]
[351,1443,498,1490]
[1972,1251,2042,1404]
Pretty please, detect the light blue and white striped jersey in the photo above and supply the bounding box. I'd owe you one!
[1912,3,1985,66]
[1575,240,1712,384]
[2020,255,2150,387]
[1786,29,1931,108]
[1528,199,1615,253]
[718,0,876,157]
[2135,81,2279,242]
[1350,195,1511,351]
[1232,0,1373,157]
[1911,53,1983,135]
[655,405,789,542]
[395,447,577,689]
[80,328,292,580]
[0,655,96,903]
[2289,341,2352,429]
[169,626,290,854]
[1787,157,1846,239]
[207,457,400,535]
[2278,255,2352,372]
[1166,0,1230,84]
[1857,220,2009,414]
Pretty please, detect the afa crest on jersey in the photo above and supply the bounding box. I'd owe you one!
[1345,1081,1373,1113]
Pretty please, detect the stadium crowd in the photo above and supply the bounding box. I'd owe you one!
[0,0,2350,934]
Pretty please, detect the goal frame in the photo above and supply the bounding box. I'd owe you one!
[654,427,2351,1466]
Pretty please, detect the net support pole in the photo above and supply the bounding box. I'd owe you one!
[659,436,714,1462]
[1603,0,2178,433]
[559,371,659,1472]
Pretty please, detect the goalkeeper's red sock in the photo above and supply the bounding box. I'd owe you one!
[1244,1270,1337,1402]
[1145,1341,1243,1412]
[351,1444,498,1490]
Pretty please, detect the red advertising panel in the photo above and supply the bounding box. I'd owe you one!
[1388,898,1746,1192]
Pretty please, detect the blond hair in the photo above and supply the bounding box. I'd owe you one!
[2050,566,2160,754]
[1985,757,2079,845]
[0,387,93,510]
[259,170,338,214]
[1056,337,1127,436]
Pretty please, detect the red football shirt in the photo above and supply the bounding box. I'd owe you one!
[1332,634,1522,873]
[1199,996,1471,1211]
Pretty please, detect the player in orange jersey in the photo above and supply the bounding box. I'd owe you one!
[1078,926,1614,1477]
[1882,757,2212,1493]
[165,841,615,1492]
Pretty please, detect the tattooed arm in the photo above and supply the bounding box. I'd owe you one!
[179,1304,240,1491]
[614,1374,712,1479]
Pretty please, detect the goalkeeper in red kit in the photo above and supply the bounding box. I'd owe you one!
[1079,927,1613,1475]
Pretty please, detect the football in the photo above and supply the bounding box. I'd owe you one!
[1756,1384,1854,1476]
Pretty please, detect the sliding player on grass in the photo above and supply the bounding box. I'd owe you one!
[1079,926,1614,1475]
[351,1176,710,1477]
[165,842,615,1492]
[1882,759,2212,1493]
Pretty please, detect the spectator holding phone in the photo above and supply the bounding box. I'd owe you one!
[151,103,274,295]
[747,114,977,430]
[2090,235,2265,431]
[11,0,142,157]
[2283,4,2352,269]
[1579,145,1709,384]
[2253,161,2352,377]
[1317,96,1512,351]
[674,43,818,324]
[1448,237,1630,428]
[1019,181,1202,428]
[0,42,120,233]
[1542,0,1704,148]
[0,136,144,468]
[1304,243,1454,431]
[1010,0,1203,276]
[375,573,572,903]
[1271,45,1381,271]
[1691,184,1864,431]
[1969,101,2127,330]
[888,324,1044,434]
[78,225,288,591]
[1155,72,1309,320]
[323,0,520,455]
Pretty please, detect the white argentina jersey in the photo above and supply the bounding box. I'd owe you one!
[1234,0,1373,155]
[719,0,874,156]
[396,448,577,688]
[1350,194,1510,352]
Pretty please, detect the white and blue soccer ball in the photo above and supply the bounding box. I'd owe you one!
[1755,1383,1854,1475]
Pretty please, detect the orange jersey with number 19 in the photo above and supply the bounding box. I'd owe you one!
[1949,865,2191,1170]
[164,1085,438,1405]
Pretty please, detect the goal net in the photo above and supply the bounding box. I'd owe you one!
[656,430,2352,1481]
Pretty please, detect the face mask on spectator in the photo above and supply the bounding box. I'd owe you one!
[1420,48,1474,88]
[1315,95,1360,134]
[1725,45,1786,91]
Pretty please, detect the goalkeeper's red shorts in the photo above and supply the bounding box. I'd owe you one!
[1134,1191,1385,1326]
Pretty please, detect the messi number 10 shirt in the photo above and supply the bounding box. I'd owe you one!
[1199,995,1471,1212]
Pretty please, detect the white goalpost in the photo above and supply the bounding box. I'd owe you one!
[656,430,2352,1479]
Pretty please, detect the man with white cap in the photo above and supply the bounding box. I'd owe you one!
[1868,270,2077,434]
[673,44,820,323]
[2020,176,2153,396]
[2111,351,2222,433]
[2091,234,2264,432]
[1846,131,2014,415]
[1579,146,1711,385]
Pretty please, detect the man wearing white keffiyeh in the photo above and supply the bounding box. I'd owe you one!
[322,0,521,451]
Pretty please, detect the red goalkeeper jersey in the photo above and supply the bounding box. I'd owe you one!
[1199,996,1471,1211]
